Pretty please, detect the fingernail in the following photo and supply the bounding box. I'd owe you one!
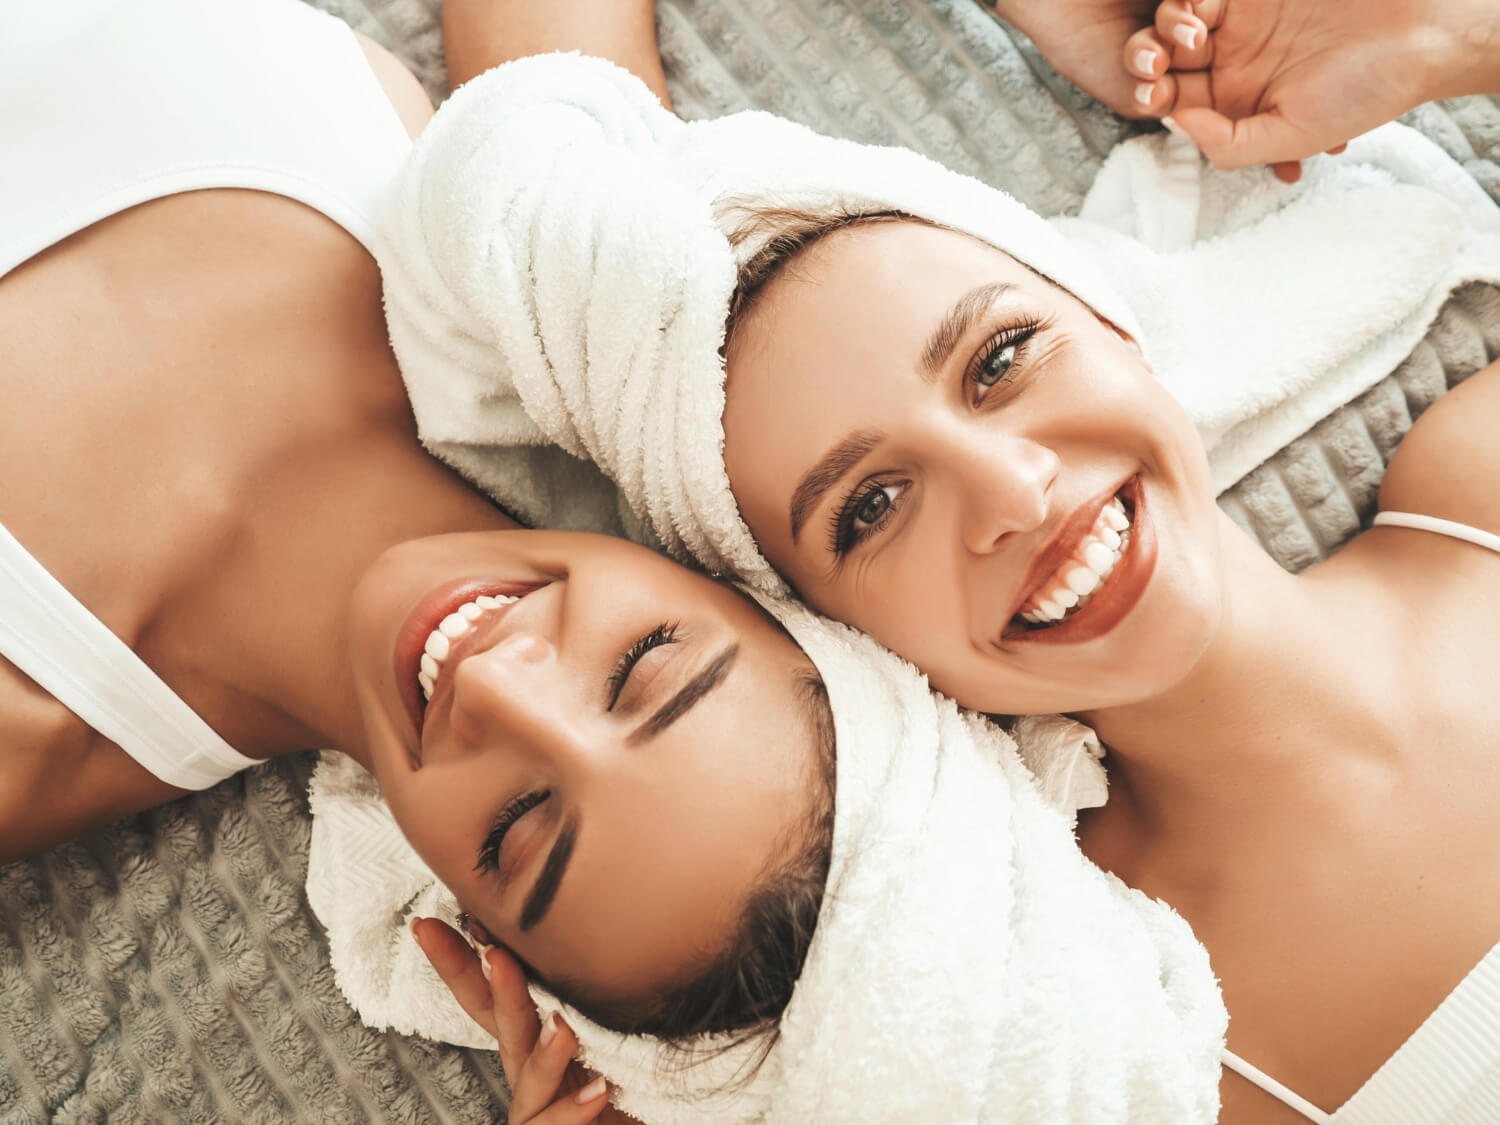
[1162,115,1185,136]
[1133,49,1157,76]
[479,948,493,982]
[1173,24,1199,50]
[1134,82,1154,107]
[538,1012,559,1050]
[575,1077,607,1104]
[409,917,424,940]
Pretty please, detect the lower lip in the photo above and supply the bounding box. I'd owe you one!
[1003,477,1157,647]
[394,578,543,744]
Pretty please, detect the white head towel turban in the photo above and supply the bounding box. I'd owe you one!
[383,53,1500,583]
[309,589,1226,1123]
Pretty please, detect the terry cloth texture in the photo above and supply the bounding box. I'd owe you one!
[4,1,1500,1122]
[308,593,1227,1124]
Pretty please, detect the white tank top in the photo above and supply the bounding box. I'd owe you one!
[1222,509,1500,1122]
[0,0,412,789]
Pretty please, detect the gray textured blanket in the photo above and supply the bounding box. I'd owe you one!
[5,1,1500,1121]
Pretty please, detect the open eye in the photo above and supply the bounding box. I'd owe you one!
[853,483,902,530]
[965,320,1042,404]
[830,480,908,555]
[975,342,1016,388]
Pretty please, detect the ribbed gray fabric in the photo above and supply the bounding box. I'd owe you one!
[4,1,1500,1121]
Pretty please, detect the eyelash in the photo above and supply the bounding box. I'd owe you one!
[963,318,1043,404]
[476,788,550,873]
[605,621,679,709]
[826,316,1048,557]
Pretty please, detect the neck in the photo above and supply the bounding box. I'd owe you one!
[1076,514,1404,863]
[178,398,514,768]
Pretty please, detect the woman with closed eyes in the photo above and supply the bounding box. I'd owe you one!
[385,62,1500,1121]
[0,1,845,1110]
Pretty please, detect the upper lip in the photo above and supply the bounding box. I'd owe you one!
[1004,477,1132,626]
[396,579,547,750]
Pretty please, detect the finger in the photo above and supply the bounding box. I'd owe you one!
[1123,27,1169,81]
[1165,104,1338,170]
[1183,0,1225,31]
[1154,0,1212,70]
[412,918,498,1037]
[1326,143,1348,156]
[483,946,547,1088]
[1130,71,1179,119]
[510,1015,610,1124]
[1271,161,1303,183]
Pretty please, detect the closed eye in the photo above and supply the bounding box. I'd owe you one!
[606,622,679,709]
[476,788,549,874]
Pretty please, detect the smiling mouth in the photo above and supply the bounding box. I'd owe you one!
[395,580,548,740]
[1013,492,1133,631]
[417,594,522,702]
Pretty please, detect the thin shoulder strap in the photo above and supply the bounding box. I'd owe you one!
[1373,511,1500,555]
[1221,1049,1335,1124]
[0,520,256,790]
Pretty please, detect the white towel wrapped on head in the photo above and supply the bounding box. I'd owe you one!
[381,50,1500,825]
[308,589,1226,1123]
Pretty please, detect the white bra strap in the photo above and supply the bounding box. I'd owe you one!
[1372,510,1500,555]
[1222,1049,1335,1124]
[0,521,256,790]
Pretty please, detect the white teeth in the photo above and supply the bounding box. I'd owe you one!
[1065,566,1100,596]
[418,594,525,703]
[1013,492,1136,631]
[1084,541,1114,574]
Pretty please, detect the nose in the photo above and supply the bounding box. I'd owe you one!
[446,630,586,762]
[949,431,1059,554]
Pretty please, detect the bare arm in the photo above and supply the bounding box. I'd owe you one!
[441,0,671,108]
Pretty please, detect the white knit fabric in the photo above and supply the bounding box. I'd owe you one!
[307,591,1227,1123]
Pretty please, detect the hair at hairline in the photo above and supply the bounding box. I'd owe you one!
[534,662,837,1081]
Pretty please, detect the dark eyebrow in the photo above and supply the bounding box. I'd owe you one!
[519,817,578,932]
[788,430,881,543]
[918,281,1016,383]
[627,643,739,746]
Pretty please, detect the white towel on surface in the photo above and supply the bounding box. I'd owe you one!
[307,591,1226,1123]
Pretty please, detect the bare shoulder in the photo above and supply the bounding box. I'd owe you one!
[0,663,186,862]
[1378,358,1500,531]
[354,31,434,140]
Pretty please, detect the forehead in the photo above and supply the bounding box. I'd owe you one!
[517,638,820,999]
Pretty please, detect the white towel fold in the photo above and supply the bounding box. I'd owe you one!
[308,591,1226,1123]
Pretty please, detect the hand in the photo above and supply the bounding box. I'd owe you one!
[412,917,637,1125]
[980,0,1175,119]
[1120,0,1453,178]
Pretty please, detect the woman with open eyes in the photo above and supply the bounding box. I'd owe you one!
[704,217,1500,1123]
[384,57,1500,1121]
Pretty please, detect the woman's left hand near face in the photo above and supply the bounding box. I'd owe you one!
[412,917,638,1124]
